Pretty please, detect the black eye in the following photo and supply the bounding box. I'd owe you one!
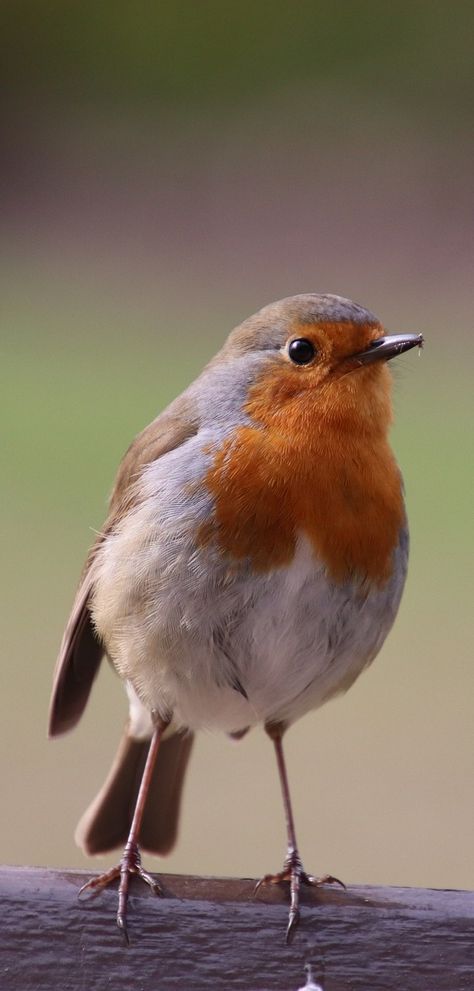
[288,338,316,365]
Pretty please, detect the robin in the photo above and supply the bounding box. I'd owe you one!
[49,293,423,941]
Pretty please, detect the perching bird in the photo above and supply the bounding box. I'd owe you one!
[49,293,423,940]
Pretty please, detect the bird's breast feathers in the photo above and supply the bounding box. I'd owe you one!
[91,422,408,733]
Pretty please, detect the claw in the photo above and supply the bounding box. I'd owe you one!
[306,872,346,890]
[254,874,276,895]
[117,913,130,945]
[77,841,162,939]
[136,866,163,896]
[286,906,300,944]
[78,866,121,900]
[255,851,344,940]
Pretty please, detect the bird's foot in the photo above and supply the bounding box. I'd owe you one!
[255,848,344,943]
[78,840,162,942]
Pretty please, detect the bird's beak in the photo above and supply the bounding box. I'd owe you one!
[352,333,424,365]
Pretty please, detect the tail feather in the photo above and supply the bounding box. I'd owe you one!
[76,727,194,856]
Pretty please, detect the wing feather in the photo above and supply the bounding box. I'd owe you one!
[48,560,103,737]
[48,395,199,736]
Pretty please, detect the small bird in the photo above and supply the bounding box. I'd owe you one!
[49,293,423,941]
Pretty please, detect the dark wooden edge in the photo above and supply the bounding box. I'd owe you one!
[2,864,472,909]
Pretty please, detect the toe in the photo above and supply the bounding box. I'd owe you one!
[286,906,300,944]
[137,867,163,896]
[305,872,345,889]
[116,912,130,944]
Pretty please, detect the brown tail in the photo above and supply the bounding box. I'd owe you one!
[75,726,194,856]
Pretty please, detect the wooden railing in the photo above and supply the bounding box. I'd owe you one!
[1,867,472,989]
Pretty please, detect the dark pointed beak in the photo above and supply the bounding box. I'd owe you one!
[352,333,424,365]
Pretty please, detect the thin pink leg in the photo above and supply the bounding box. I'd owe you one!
[255,723,344,942]
[79,712,169,941]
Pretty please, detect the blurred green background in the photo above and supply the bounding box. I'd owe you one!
[2,3,473,891]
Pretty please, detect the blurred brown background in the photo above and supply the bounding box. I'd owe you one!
[2,3,473,890]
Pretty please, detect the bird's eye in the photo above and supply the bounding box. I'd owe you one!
[288,338,316,365]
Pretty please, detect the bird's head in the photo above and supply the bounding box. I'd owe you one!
[217,294,423,437]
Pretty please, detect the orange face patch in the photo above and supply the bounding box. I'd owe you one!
[199,321,405,584]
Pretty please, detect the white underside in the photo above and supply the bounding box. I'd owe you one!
[122,532,401,739]
[91,435,406,736]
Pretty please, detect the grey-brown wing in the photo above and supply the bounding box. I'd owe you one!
[48,395,199,738]
[48,554,103,737]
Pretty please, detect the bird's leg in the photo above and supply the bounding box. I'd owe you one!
[255,722,344,942]
[79,711,170,941]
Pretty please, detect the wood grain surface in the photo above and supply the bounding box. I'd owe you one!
[1,867,472,990]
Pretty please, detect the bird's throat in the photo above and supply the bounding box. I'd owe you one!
[199,380,405,585]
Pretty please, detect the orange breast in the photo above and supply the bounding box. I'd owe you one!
[199,363,405,584]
